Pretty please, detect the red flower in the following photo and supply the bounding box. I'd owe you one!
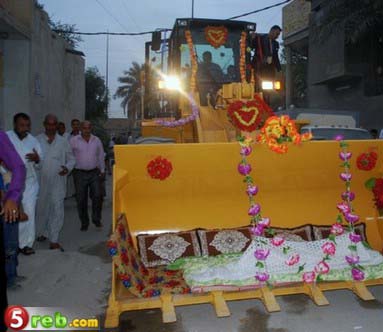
[147,156,173,180]
[357,152,378,171]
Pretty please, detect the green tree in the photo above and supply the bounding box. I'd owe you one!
[49,21,83,48]
[114,62,143,119]
[315,0,383,44]
[85,67,109,122]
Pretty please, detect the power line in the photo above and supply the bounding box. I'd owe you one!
[95,0,130,32]
[228,0,291,20]
[52,29,171,36]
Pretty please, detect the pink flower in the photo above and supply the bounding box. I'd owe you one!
[246,185,258,196]
[258,217,270,228]
[271,236,285,247]
[351,268,365,281]
[349,232,362,243]
[342,191,355,201]
[254,249,270,261]
[322,242,336,256]
[340,173,352,182]
[250,225,264,236]
[331,223,344,236]
[248,204,261,216]
[345,255,360,265]
[255,272,270,282]
[314,261,330,275]
[302,271,316,284]
[337,202,350,214]
[240,146,252,156]
[344,213,359,224]
[339,151,352,161]
[334,135,344,141]
[238,163,252,175]
[285,253,300,266]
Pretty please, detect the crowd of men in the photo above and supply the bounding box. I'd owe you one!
[0,113,106,331]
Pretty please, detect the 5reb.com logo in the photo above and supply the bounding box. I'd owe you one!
[4,306,99,330]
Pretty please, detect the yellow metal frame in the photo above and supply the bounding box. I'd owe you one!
[105,140,383,327]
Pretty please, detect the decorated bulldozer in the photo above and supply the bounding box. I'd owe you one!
[105,18,383,328]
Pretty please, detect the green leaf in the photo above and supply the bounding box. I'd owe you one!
[316,274,323,282]
[266,228,275,236]
[323,255,331,261]
[340,142,349,148]
[356,265,365,271]
[348,245,357,252]
[259,239,268,245]
[365,178,376,190]
[347,224,353,232]
[266,281,274,289]
[297,264,306,274]
[336,214,343,223]
[362,241,371,249]
[328,234,336,243]
[283,246,291,255]
[256,261,265,268]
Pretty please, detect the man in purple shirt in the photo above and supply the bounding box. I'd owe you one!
[70,121,105,231]
[0,130,26,332]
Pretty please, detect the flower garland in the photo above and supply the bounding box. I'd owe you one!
[147,156,173,180]
[155,94,200,127]
[356,151,378,171]
[185,30,198,91]
[240,31,247,84]
[227,95,273,132]
[257,115,312,154]
[302,139,366,283]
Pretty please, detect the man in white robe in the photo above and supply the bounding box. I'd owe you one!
[7,113,43,255]
[36,114,76,250]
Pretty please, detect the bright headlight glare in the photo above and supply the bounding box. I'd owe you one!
[159,75,182,91]
[262,81,273,90]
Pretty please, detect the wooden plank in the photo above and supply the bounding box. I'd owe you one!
[104,294,121,328]
[161,293,177,323]
[305,284,330,306]
[211,291,231,317]
[351,282,375,301]
[261,287,281,312]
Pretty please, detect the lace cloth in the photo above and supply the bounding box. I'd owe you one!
[187,233,383,283]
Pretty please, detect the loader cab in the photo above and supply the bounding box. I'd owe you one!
[144,18,256,118]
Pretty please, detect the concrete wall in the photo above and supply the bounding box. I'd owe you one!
[0,0,85,133]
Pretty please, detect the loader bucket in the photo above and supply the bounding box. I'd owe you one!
[113,140,383,251]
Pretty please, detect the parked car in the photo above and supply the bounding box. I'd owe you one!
[300,126,372,140]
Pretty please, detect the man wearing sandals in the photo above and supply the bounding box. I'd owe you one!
[36,114,75,250]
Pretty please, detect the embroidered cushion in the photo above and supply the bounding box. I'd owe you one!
[198,226,252,256]
[269,224,314,242]
[312,223,367,242]
[137,230,201,267]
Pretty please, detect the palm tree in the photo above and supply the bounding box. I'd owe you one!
[114,62,144,123]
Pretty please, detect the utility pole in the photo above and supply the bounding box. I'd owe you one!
[192,0,194,18]
[105,31,110,117]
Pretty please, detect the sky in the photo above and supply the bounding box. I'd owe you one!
[39,0,283,118]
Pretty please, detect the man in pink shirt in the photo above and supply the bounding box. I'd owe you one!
[70,121,105,231]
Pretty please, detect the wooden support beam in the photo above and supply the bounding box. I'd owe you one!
[351,282,375,301]
[104,294,121,328]
[260,287,281,312]
[211,291,231,317]
[305,284,330,306]
[161,293,177,323]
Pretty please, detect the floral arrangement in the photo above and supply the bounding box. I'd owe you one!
[240,31,247,83]
[155,96,199,127]
[147,156,173,180]
[365,177,383,212]
[227,95,273,132]
[356,151,378,171]
[185,30,198,91]
[204,26,228,48]
[256,115,312,154]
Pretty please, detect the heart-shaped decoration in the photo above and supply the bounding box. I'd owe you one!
[228,100,263,132]
[205,26,228,48]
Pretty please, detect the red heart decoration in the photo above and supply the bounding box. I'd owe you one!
[205,26,228,48]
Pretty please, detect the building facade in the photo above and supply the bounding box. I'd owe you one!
[0,0,85,133]
[283,0,383,129]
